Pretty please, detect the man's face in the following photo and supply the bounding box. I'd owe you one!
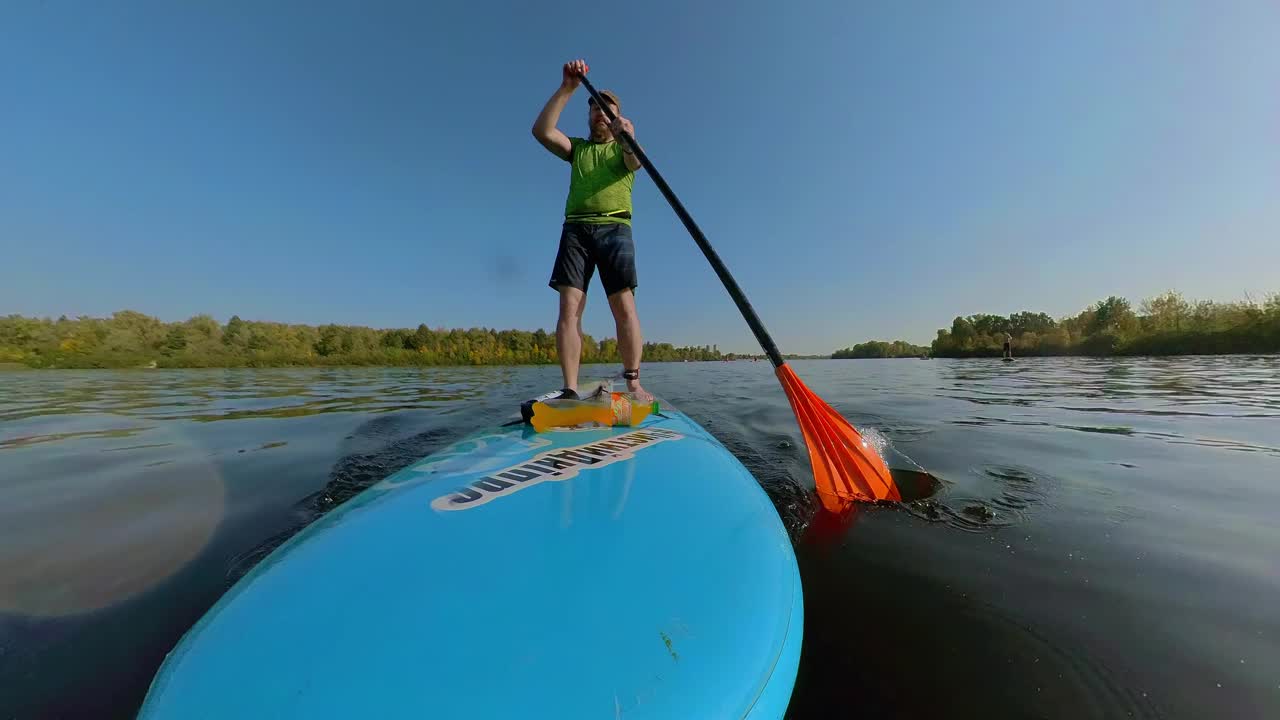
[589,101,617,131]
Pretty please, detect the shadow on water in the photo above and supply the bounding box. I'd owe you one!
[784,523,1164,720]
[225,422,467,585]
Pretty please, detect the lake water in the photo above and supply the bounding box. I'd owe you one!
[1,358,1278,718]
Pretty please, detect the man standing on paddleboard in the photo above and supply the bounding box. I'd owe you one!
[532,59,650,401]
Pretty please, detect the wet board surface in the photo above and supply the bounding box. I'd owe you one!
[140,408,803,719]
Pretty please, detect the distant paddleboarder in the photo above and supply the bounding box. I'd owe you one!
[532,58,650,401]
[1003,332,1013,360]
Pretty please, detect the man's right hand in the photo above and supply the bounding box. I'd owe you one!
[561,59,587,91]
[534,61,584,161]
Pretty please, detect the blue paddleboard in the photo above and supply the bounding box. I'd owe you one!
[140,406,803,718]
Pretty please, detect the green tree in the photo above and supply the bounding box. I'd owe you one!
[926,290,1279,358]
[1089,296,1138,336]
[163,326,188,354]
[832,340,928,359]
[315,325,342,356]
[950,317,976,350]
[1140,291,1190,332]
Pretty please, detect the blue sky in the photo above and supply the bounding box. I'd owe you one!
[3,1,1277,353]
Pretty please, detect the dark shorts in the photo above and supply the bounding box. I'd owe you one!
[548,222,637,296]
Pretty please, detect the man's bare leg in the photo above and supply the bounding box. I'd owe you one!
[556,286,587,393]
[607,288,651,401]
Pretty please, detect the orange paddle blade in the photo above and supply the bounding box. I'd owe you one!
[775,363,901,511]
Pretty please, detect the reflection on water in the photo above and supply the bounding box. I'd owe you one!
[0,369,492,429]
[2,357,1279,718]
[943,356,1280,416]
[0,421,225,617]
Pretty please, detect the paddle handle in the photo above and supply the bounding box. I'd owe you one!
[579,75,785,368]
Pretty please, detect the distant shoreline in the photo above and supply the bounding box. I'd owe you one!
[0,357,818,371]
[831,349,1280,359]
[832,291,1279,360]
[0,310,800,369]
[6,354,1279,372]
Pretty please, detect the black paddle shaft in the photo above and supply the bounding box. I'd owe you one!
[579,75,785,368]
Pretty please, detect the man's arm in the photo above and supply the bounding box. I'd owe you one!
[611,116,642,172]
[622,143,641,172]
[531,60,586,161]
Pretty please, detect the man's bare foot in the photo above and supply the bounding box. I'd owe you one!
[626,381,653,403]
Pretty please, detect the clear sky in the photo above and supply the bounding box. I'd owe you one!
[3,1,1277,353]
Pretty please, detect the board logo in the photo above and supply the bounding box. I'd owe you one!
[430,427,684,511]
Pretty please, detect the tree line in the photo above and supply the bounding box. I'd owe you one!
[0,311,726,369]
[832,340,929,359]
[927,291,1280,357]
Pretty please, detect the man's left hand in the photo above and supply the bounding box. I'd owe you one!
[610,116,635,142]
[611,116,641,170]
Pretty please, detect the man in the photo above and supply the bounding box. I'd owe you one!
[531,59,650,401]
[1003,332,1013,359]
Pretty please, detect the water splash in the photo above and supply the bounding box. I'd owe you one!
[903,464,1056,533]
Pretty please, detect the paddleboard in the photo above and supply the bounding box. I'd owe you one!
[140,406,803,719]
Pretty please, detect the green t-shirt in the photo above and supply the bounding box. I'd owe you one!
[563,137,635,226]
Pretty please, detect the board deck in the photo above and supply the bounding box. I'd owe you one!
[140,408,803,719]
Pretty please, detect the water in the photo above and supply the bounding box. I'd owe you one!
[2,358,1278,719]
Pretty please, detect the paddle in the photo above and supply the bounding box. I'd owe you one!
[577,69,901,510]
